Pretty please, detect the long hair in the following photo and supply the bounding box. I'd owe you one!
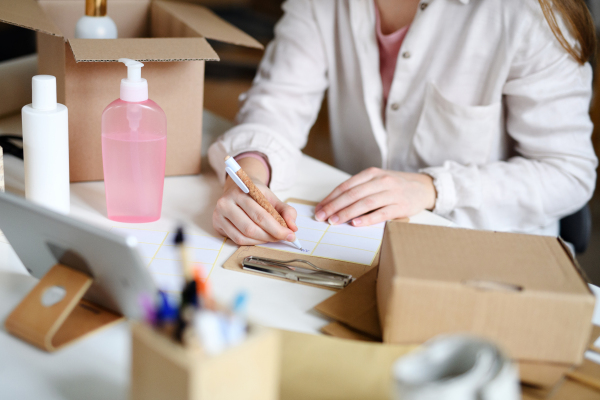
[538,0,596,64]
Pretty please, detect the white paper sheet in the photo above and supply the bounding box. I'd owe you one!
[258,202,385,265]
[110,227,226,294]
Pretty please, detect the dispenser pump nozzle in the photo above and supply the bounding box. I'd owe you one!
[118,58,148,102]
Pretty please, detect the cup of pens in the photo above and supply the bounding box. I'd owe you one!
[130,228,281,400]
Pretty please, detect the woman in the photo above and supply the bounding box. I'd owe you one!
[208,0,598,246]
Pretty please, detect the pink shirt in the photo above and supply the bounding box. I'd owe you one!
[374,5,410,108]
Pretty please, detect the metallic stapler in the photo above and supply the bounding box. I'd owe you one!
[242,256,353,289]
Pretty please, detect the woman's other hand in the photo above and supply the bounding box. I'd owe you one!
[314,168,436,226]
[213,157,298,245]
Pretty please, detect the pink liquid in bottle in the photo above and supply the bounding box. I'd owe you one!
[102,99,167,222]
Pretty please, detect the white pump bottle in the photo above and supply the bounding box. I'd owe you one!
[75,0,118,39]
[101,58,167,223]
[21,75,70,214]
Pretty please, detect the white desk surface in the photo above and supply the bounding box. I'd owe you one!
[0,111,456,400]
[0,111,597,400]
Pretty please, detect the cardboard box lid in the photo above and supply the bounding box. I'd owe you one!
[154,1,263,49]
[0,0,62,37]
[384,222,590,296]
[0,0,262,62]
[68,38,218,62]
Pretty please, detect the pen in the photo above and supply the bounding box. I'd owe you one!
[173,227,199,343]
[224,155,303,250]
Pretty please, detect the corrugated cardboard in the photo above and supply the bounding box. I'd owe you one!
[321,321,376,342]
[523,326,600,399]
[315,265,578,388]
[315,266,381,339]
[0,54,37,118]
[377,222,595,365]
[590,325,600,353]
[523,379,600,400]
[281,325,597,400]
[279,329,416,400]
[0,0,262,181]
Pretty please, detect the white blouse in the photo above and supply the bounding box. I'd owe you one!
[208,0,598,236]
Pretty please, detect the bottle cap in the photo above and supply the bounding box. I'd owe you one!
[86,0,107,17]
[119,58,148,102]
[32,75,57,111]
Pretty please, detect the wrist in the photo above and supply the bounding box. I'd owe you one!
[224,167,267,193]
[234,157,269,186]
[419,173,437,211]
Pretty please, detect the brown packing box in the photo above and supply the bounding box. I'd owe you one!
[377,222,595,366]
[0,0,262,182]
[523,379,600,400]
[279,329,416,400]
[523,326,600,399]
[315,266,582,388]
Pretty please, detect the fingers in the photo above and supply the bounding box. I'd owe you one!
[216,215,267,246]
[315,168,383,219]
[237,195,294,240]
[275,203,298,231]
[226,202,280,242]
[351,205,401,227]
[214,193,293,245]
[327,191,392,225]
[258,185,298,236]
[315,179,386,223]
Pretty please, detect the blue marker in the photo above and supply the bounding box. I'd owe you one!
[232,291,248,315]
[156,291,178,325]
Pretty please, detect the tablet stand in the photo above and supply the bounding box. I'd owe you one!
[5,264,124,352]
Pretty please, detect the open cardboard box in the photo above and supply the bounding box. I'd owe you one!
[377,222,595,367]
[0,0,262,182]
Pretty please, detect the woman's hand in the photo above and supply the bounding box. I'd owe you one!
[315,167,436,226]
[213,157,298,245]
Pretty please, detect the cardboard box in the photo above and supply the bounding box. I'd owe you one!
[279,329,415,400]
[0,54,37,118]
[314,265,581,389]
[377,222,595,365]
[130,323,280,400]
[0,0,262,181]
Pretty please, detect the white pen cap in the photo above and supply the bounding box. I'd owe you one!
[224,155,248,193]
[224,155,241,172]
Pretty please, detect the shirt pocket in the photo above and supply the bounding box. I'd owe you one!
[412,83,502,167]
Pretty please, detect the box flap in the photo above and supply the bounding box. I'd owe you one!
[0,0,62,37]
[321,321,377,342]
[68,38,218,62]
[315,267,382,340]
[384,222,591,295]
[154,1,264,49]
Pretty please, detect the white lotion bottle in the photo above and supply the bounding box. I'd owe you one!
[22,75,70,214]
[75,0,118,39]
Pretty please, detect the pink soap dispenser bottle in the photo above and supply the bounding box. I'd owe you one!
[102,58,167,222]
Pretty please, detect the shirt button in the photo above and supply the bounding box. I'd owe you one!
[420,3,428,10]
[402,51,411,59]
[390,103,400,111]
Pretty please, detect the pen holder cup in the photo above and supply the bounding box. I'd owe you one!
[130,322,281,400]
